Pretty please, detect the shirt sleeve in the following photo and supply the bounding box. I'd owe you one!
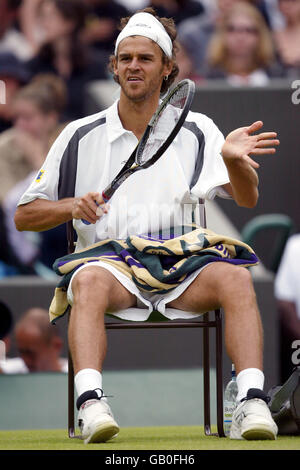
[17,123,75,206]
[0,357,28,374]
[274,234,300,303]
[190,113,231,200]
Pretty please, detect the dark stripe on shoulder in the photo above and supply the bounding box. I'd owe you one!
[58,117,106,199]
[182,121,205,190]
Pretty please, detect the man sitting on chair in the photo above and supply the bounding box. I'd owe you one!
[14,8,279,443]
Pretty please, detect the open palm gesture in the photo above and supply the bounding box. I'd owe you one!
[222,121,280,169]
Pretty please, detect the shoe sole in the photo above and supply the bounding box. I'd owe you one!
[84,422,120,444]
[242,425,276,440]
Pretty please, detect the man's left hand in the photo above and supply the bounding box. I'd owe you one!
[222,121,280,169]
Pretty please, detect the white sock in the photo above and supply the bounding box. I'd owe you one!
[236,368,265,402]
[74,368,103,398]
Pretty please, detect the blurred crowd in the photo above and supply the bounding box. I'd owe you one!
[0,0,299,277]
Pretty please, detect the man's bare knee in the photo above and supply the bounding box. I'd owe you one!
[72,266,136,312]
[214,265,258,313]
[206,264,255,306]
[226,265,253,286]
[72,267,111,296]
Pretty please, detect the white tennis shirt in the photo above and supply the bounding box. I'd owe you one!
[18,99,231,251]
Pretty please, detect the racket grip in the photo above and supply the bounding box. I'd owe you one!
[81,191,110,225]
[81,201,106,225]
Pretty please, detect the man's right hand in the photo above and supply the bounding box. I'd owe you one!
[72,192,109,225]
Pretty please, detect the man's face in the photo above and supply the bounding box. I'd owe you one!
[15,325,59,372]
[224,13,259,58]
[0,75,21,120]
[12,98,56,139]
[114,36,172,103]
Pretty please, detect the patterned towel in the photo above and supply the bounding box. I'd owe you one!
[49,224,258,322]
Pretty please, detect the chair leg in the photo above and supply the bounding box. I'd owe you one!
[215,309,225,437]
[67,310,224,438]
[67,309,80,438]
[68,347,76,438]
[203,312,212,436]
[203,310,225,437]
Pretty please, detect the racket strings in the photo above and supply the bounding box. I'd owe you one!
[137,84,189,164]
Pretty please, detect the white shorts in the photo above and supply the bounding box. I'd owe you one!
[67,261,211,321]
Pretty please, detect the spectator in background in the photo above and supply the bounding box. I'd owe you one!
[0,307,68,373]
[0,73,67,201]
[246,0,273,27]
[24,0,109,121]
[0,0,33,60]
[175,40,205,84]
[0,74,68,271]
[149,0,205,25]
[274,234,300,382]
[204,2,284,86]
[273,0,300,78]
[0,52,29,134]
[81,0,130,63]
[177,0,275,79]
[0,300,14,356]
[0,204,31,276]
[177,0,241,78]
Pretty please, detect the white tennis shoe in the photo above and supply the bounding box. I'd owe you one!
[230,388,278,440]
[78,399,120,444]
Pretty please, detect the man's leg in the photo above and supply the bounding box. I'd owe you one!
[167,262,277,440]
[68,265,137,443]
[167,262,263,373]
[69,266,136,374]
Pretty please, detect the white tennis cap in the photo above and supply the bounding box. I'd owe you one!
[114,12,173,58]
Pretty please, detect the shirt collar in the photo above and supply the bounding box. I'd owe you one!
[106,99,181,145]
[106,99,134,143]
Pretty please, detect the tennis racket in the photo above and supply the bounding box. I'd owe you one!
[82,78,195,224]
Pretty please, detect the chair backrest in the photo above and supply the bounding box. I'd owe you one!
[241,213,294,273]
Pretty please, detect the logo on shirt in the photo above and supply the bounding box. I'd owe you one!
[35,169,45,182]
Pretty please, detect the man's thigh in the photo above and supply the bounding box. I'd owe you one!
[167,262,251,313]
[70,264,138,313]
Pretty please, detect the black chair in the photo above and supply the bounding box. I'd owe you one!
[241,213,294,274]
[67,200,225,438]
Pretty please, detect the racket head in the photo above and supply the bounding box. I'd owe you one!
[135,79,195,165]
[102,79,195,202]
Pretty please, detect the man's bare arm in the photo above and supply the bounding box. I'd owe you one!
[221,121,279,208]
[14,192,107,232]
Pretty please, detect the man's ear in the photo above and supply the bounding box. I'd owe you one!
[164,58,174,78]
[113,57,118,77]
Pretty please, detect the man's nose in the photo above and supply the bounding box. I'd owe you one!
[128,57,141,70]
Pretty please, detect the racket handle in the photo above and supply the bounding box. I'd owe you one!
[81,202,107,225]
[81,191,110,225]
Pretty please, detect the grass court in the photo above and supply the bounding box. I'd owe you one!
[0,425,299,451]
